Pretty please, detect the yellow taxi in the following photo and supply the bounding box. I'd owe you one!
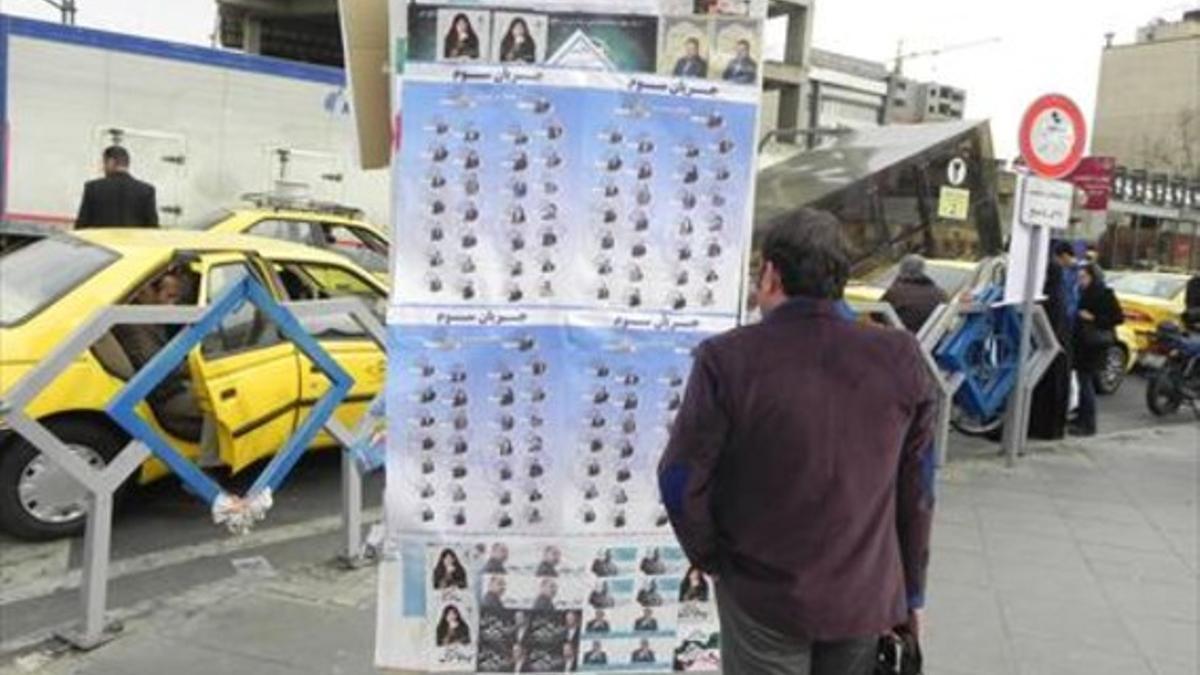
[186,200,390,284]
[1107,271,1191,354]
[844,258,984,305]
[0,228,386,540]
[846,258,1139,394]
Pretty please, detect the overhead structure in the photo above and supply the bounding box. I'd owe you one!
[756,119,1005,275]
[217,0,342,66]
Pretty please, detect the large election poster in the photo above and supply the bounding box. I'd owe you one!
[379,1,765,671]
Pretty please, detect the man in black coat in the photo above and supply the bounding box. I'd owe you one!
[882,255,949,333]
[76,146,159,228]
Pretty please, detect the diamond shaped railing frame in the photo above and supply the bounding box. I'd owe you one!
[0,276,386,650]
[107,275,353,518]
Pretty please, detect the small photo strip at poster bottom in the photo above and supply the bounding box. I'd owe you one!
[426,544,481,671]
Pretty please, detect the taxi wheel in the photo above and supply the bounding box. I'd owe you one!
[1096,345,1127,396]
[0,418,127,541]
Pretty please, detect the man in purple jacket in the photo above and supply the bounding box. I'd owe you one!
[658,209,936,675]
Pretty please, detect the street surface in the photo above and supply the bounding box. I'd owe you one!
[0,377,1195,674]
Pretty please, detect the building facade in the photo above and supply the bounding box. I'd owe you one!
[805,48,890,130]
[1093,11,1200,177]
[217,0,343,66]
[888,77,966,124]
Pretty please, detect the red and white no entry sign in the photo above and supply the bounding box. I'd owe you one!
[1018,94,1087,179]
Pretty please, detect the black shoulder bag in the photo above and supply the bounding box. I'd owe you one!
[876,627,923,675]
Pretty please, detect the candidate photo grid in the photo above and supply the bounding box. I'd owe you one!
[388,324,566,535]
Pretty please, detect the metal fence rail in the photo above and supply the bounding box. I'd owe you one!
[0,281,386,649]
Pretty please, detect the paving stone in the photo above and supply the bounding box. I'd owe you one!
[1008,632,1154,675]
[1079,543,1196,586]
[982,530,1089,571]
[929,547,992,589]
[157,592,375,672]
[1100,578,1199,623]
[978,509,1074,538]
[924,582,1014,675]
[1068,520,1177,554]
[1122,616,1199,670]
[932,520,986,554]
[71,638,306,675]
[987,559,1101,603]
[998,595,1141,658]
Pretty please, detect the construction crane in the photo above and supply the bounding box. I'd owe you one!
[892,36,1002,75]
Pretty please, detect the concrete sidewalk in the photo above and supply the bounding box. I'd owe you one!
[3,424,1196,675]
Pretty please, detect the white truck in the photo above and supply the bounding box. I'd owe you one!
[0,14,388,228]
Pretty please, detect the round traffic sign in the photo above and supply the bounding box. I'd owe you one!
[1018,94,1087,179]
[947,157,968,186]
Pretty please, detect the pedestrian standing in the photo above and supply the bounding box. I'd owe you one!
[1070,263,1123,437]
[658,209,936,675]
[75,146,159,228]
[1053,242,1081,330]
[881,254,949,334]
[1028,257,1074,440]
[1184,273,1200,331]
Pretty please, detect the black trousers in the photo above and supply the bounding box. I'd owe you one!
[716,583,876,675]
[1075,370,1098,433]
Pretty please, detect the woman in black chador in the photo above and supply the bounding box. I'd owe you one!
[444,13,480,60]
[1028,261,1072,440]
[431,548,468,590]
[499,18,536,63]
[435,605,472,646]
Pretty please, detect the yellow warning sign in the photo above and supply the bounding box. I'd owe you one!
[938,186,970,220]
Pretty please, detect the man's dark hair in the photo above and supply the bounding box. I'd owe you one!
[103,145,130,167]
[685,37,699,47]
[736,39,750,49]
[760,209,850,300]
[1052,241,1075,259]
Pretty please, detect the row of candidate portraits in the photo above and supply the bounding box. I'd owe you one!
[432,546,712,605]
[434,9,761,85]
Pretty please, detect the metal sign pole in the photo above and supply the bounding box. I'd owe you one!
[1002,223,1043,465]
[76,492,116,647]
[340,450,366,566]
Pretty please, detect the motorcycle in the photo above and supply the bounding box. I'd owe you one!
[1143,320,1200,418]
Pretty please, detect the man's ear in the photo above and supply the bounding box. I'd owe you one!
[762,260,782,294]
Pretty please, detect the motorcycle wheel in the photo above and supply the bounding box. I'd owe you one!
[951,407,1004,438]
[1146,371,1183,417]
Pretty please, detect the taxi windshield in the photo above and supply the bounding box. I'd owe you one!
[0,237,117,326]
[1109,274,1187,300]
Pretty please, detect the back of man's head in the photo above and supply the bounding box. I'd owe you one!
[898,254,926,281]
[761,209,849,300]
[102,145,130,171]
